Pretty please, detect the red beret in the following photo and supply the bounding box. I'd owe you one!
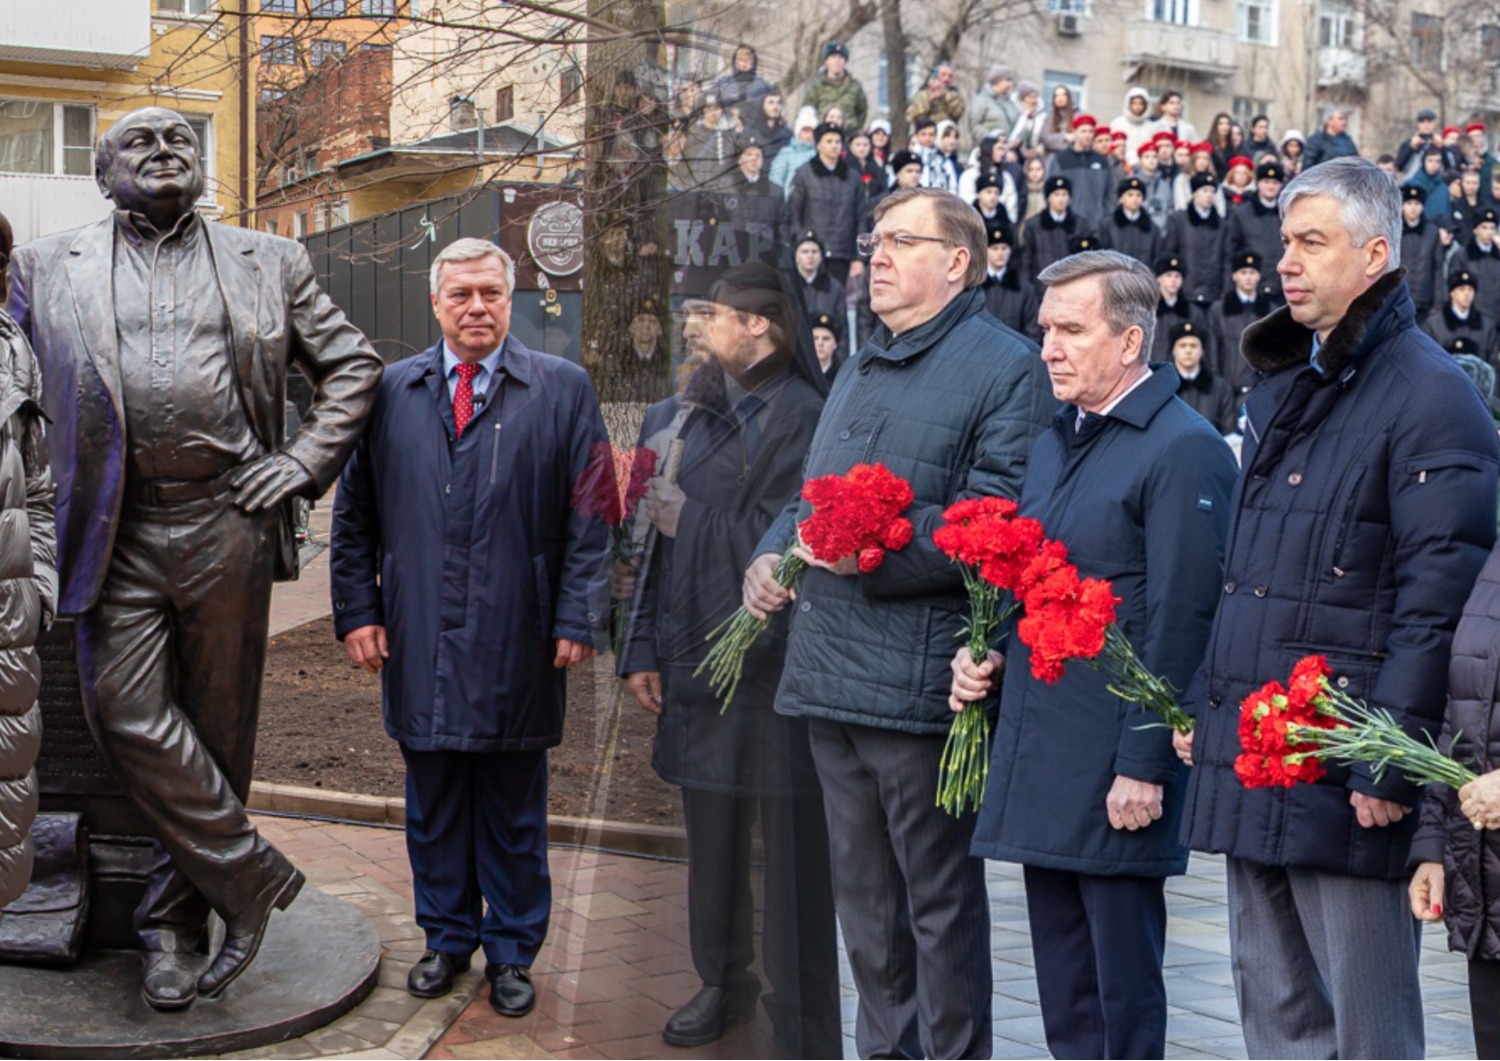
[1443,126,1461,137]
[1072,113,1098,130]
[1110,129,1127,141]
[1468,122,1487,134]
[1151,130,1175,146]
[1191,141,1213,154]
[1228,155,1254,171]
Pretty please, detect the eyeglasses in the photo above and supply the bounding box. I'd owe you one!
[856,232,951,257]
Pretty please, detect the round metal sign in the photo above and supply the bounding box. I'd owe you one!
[527,200,584,276]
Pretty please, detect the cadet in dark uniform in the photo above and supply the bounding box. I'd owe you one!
[1209,252,1279,391]
[1020,175,1083,283]
[1400,184,1447,319]
[981,218,1041,341]
[1150,255,1204,361]
[1096,176,1161,267]
[786,230,844,338]
[1165,172,1227,305]
[1226,161,1285,299]
[1169,319,1238,435]
[1424,269,1498,366]
[810,311,844,377]
[1453,207,1500,324]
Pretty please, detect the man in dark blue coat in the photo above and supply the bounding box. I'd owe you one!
[329,238,610,1016]
[952,251,1235,1058]
[1177,159,1500,1058]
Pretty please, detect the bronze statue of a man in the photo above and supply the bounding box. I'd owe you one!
[5,107,383,1010]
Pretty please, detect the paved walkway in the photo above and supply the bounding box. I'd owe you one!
[223,814,1478,1061]
[252,501,1478,1061]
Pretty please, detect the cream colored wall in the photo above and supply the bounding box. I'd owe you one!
[390,0,586,148]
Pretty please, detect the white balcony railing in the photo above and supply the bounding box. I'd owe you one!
[0,0,151,70]
[0,173,112,245]
[1123,20,1238,81]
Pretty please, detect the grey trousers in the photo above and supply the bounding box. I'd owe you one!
[808,719,992,1060]
[1226,857,1424,1059]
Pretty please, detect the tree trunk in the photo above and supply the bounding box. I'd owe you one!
[883,0,909,146]
[581,0,672,412]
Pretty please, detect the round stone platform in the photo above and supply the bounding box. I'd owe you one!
[0,886,380,1059]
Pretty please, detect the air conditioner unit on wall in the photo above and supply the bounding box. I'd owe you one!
[1056,11,1083,35]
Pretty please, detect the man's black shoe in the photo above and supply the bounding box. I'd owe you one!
[407,949,472,998]
[197,868,305,999]
[142,950,198,1011]
[487,963,535,1017]
[662,984,758,1048]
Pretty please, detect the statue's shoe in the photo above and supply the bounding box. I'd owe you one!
[142,949,198,1011]
[197,868,305,999]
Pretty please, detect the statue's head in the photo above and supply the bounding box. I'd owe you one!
[95,107,204,221]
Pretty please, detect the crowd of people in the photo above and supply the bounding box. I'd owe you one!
[662,42,1500,435]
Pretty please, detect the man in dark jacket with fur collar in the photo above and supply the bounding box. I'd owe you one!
[1176,158,1500,1059]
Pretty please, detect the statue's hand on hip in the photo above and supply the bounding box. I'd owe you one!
[229,452,314,512]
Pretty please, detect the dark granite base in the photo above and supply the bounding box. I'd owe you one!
[0,887,380,1059]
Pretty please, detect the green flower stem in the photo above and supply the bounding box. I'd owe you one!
[696,544,808,714]
[1096,625,1193,735]
[937,573,1009,817]
[1291,691,1477,790]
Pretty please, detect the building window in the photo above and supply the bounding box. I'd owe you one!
[362,0,396,13]
[156,0,213,14]
[1237,0,1274,43]
[265,218,280,235]
[362,43,393,55]
[1150,0,1193,26]
[1047,0,1087,12]
[322,200,349,229]
[1482,25,1500,63]
[1232,96,1269,124]
[310,39,347,66]
[261,0,296,11]
[496,85,515,121]
[1043,69,1086,112]
[261,35,297,65]
[0,99,95,176]
[559,68,583,108]
[294,210,308,238]
[1317,3,1359,50]
[310,0,346,15]
[1411,13,1443,70]
[182,115,214,191]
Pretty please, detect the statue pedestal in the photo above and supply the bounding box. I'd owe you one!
[0,886,380,1058]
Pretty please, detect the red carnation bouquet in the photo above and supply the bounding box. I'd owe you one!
[935,503,1190,815]
[571,441,659,652]
[1236,654,1475,790]
[697,462,914,713]
[931,498,1044,815]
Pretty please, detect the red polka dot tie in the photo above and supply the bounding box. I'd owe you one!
[453,362,483,438]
